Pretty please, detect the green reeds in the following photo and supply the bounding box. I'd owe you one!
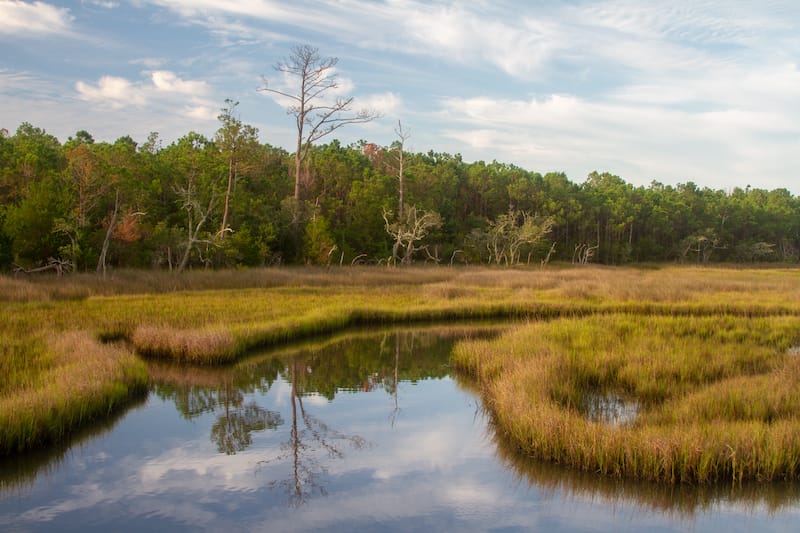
[0,332,148,455]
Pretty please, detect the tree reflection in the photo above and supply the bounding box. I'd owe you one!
[259,329,477,506]
[150,326,503,506]
[379,331,419,427]
[211,401,283,455]
[149,362,284,455]
[261,356,367,506]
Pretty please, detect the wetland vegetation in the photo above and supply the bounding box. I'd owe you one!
[2,265,800,487]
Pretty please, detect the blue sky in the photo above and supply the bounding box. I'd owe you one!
[1,0,798,192]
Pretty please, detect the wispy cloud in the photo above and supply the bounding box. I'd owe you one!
[0,0,73,36]
[84,0,119,8]
[438,89,800,190]
[139,0,563,79]
[5,0,799,192]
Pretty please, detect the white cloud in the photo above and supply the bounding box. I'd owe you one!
[0,0,73,36]
[76,71,210,109]
[75,75,145,107]
[151,70,208,94]
[184,105,217,121]
[437,90,800,189]
[400,4,561,77]
[358,91,401,116]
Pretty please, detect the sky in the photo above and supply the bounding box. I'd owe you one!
[1,0,798,193]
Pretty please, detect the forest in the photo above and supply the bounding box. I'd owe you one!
[1,114,799,273]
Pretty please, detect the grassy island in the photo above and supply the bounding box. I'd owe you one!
[2,265,800,484]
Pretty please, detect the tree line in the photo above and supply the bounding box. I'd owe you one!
[1,117,798,272]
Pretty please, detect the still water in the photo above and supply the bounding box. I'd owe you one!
[2,326,800,532]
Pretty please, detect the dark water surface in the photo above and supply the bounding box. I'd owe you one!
[2,326,800,532]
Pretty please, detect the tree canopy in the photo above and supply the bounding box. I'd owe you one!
[1,118,798,272]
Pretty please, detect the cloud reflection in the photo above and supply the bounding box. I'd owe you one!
[3,328,800,532]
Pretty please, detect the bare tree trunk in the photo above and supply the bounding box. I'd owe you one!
[177,205,213,273]
[395,121,409,219]
[290,357,302,502]
[177,239,193,273]
[96,189,121,276]
[294,135,303,203]
[220,157,234,238]
[391,333,399,428]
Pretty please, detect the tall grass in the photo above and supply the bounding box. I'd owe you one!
[491,415,800,517]
[0,332,148,455]
[453,314,800,484]
[4,265,800,460]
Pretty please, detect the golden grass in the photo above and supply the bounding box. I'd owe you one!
[132,326,237,364]
[453,314,800,484]
[4,264,800,463]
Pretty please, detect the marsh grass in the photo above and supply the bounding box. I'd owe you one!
[491,418,800,518]
[4,265,800,459]
[0,332,148,455]
[0,393,147,493]
[453,314,800,484]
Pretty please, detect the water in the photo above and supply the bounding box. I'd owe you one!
[2,326,800,532]
[582,391,640,427]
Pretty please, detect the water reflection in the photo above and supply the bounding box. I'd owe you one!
[260,356,367,506]
[212,402,283,455]
[2,324,800,532]
[150,360,285,455]
[148,326,487,507]
[0,394,147,495]
[581,391,640,427]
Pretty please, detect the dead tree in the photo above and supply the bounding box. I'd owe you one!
[13,257,73,276]
[388,121,410,219]
[96,189,121,275]
[175,184,219,273]
[486,209,554,265]
[383,206,442,265]
[573,243,599,264]
[259,45,379,212]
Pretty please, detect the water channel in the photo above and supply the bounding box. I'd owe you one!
[1,325,799,532]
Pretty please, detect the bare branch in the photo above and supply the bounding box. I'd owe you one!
[259,44,380,208]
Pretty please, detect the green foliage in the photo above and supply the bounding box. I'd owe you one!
[3,176,71,265]
[0,208,13,270]
[303,215,337,265]
[0,121,798,268]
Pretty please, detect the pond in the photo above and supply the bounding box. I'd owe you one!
[2,325,800,532]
